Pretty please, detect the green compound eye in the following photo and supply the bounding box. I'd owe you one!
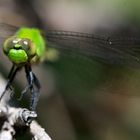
[3,37,19,55]
[19,38,36,58]
[19,39,30,51]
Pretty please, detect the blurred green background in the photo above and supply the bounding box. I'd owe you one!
[1,0,140,140]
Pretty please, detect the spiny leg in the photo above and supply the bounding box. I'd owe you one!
[7,64,16,97]
[7,64,15,79]
[26,65,40,111]
[32,73,41,90]
[0,64,21,100]
[31,73,41,109]
[24,64,40,111]
[19,67,41,101]
[19,70,41,98]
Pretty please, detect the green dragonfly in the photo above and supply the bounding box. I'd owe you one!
[0,23,140,111]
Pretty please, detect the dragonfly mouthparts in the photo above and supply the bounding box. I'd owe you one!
[13,47,22,50]
[14,44,22,50]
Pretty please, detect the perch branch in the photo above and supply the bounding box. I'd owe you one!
[0,105,52,140]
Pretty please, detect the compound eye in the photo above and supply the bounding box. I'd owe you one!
[19,39,30,52]
[19,39,36,57]
[3,37,19,54]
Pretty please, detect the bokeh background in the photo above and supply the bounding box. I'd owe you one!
[0,0,140,140]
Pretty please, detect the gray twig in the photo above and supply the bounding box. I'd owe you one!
[0,105,52,140]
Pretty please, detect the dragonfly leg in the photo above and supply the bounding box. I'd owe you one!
[18,73,41,100]
[18,85,30,100]
[32,73,41,90]
[24,65,40,111]
[7,64,16,79]
[0,64,21,100]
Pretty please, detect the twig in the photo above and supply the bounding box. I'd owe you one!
[0,105,52,140]
[30,121,52,140]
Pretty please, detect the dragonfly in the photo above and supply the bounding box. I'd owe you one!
[0,23,140,111]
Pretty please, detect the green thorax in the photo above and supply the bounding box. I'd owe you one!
[16,27,46,61]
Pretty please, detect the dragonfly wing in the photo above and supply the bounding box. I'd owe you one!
[46,31,140,66]
[0,23,17,45]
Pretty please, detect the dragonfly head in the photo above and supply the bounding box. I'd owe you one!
[3,37,36,65]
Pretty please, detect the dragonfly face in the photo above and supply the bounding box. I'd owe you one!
[3,37,37,65]
[2,26,46,66]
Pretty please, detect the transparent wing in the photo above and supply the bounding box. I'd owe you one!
[46,30,140,66]
[0,23,18,45]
